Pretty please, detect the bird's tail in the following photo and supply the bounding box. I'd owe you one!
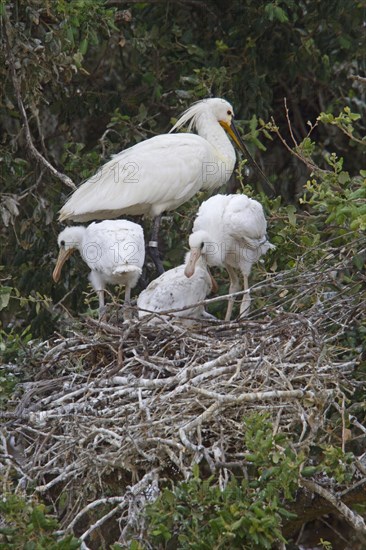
[240,237,276,257]
[113,265,142,275]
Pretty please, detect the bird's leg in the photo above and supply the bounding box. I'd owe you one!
[225,265,240,322]
[239,273,251,317]
[98,290,106,320]
[148,215,165,275]
[123,285,132,321]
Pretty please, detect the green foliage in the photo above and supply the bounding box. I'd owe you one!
[0,286,12,311]
[0,370,17,409]
[0,494,80,549]
[319,540,333,550]
[144,414,300,549]
[0,320,33,408]
[297,108,366,232]
[0,323,32,362]
[302,173,366,231]
[320,445,355,485]
[318,107,363,143]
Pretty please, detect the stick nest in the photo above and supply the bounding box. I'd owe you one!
[2,237,365,547]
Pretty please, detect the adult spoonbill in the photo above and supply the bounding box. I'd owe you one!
[185,194,274,321]
[137,253,216,325]
[58,98,270,274]
[53,220,145,317]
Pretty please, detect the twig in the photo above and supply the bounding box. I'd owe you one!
[270,99,328,175]
[190,386,322,404]
[349,75,366,84]
[2,10,76,190]
[65,469,159,534]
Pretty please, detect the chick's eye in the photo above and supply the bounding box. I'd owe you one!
[60,240,65,247]
[200,242,205,249]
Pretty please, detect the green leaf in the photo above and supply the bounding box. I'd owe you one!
[31,505,47,530]
[277,507,297,519]
[338,171,350,185]
[0,286,12,311]
[349,187,366,200]
[273,6,288,23]
[353,254,365,270]
[264,3,275,21]
[301,466,318,477]
[251,136,267,152]
[272,451,281,464]
[79,37,88,55]
[286,205,297,226]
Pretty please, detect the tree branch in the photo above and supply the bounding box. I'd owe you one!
[300,478,366,535]
[349,75,366,85]
[2,10,76,190]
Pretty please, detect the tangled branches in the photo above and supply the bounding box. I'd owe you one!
[1,236,365,547]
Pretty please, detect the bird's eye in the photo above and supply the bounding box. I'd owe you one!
[60,240,65,247]
[227,110,232,116]
[200,242,205,249]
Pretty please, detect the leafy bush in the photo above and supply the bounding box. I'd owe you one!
[143,414,299,549]
[0,494,80,549]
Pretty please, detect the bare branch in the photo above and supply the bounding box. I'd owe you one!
[300,478,366,534]
[2,10,76,190]
[349,75,366,85]
[2,235,364,544]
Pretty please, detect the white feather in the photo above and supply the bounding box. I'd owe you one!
[137,253,214,325]
[186,194,274,320]
[59,98,237,222]
[54,219,145,313]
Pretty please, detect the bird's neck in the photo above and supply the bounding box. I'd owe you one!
[195,111,236,162]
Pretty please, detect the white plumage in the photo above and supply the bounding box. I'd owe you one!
[58,98,249,273]
[59,98,245,222]
[185,194,275,321]
[53,220,145,316]
[137,253,215,325]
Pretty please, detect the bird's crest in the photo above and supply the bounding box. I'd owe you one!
[170,100,210,134]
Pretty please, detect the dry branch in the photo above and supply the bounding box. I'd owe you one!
[300,478,366,534]
[1,236,365,546]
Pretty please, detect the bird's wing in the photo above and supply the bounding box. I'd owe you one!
[224,195,268,243]
[82,221,145,275]
[137,265,211,315]
[59,134,213,222]
[192,194,229,241]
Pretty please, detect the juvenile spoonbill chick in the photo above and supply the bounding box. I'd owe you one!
[185,194,274,320]
[53,220,145,317]
[137,253,216,325]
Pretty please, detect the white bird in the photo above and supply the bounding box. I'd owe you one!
[185,194,275,321]
[58,98,256,274]
[137,253,216,325]
[52,220,145,317]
